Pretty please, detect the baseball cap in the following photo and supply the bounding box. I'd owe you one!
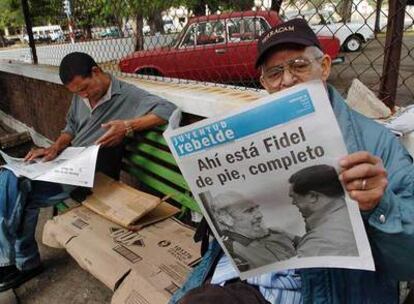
[255,18,322,68]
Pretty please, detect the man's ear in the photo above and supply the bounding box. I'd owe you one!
[320,54,332,81]
[217,210,235,227]
[260,75,269,91]
[306,191,320,204]
[91,66,101,76]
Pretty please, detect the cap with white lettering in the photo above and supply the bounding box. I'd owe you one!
[255,18,322,68]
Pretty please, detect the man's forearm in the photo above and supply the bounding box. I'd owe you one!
[51,132,74,152]
[126,113,167,132]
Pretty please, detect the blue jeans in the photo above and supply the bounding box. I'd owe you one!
[0,169,73,270]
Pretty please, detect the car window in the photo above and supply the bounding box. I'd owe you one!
[181,24,197,47]
[227,17,269,42]
[196,21,225,46]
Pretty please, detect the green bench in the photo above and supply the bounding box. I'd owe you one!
[55,125,201,222]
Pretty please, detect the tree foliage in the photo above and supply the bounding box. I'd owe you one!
[0,0,23,29]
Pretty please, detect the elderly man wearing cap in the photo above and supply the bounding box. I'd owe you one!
[172,19,414,304]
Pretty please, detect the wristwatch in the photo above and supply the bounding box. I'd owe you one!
[124,121,134,137]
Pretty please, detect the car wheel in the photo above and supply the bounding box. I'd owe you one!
[136,68,162,77]
[344,35,362,52]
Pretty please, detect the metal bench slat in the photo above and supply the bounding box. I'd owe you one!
[128,143,177,167]
[143,131,167,146]
[127,154,189,190]
[124,165,200,213]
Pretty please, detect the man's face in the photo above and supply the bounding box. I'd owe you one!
[260,47,331,94]
[65,67,107,102]
[289,185,319,219]
[228,201,269,238]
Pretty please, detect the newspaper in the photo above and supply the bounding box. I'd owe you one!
[380,104,414,135]
[164,80,375,279]
[0,145,99,187]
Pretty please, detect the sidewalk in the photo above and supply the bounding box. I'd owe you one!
[0,207,112,304]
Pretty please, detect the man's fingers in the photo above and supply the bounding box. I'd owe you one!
[339,152,380,169]
[24,148,45,162]
[43,152,56,162]
[98,136,121,147]
[343,175,387,192]
[96,133,114,146]
[101,121,116,129]
[339,163,385,183]
[96,130,113,144]
[348,188,386,211]
[24,151,32,161]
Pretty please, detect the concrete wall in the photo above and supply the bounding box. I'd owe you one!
[0,71,71,141]
[0,62,263,143]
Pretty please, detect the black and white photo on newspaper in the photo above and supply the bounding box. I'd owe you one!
[164,80,374,279]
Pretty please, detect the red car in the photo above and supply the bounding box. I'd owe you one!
[119,11,341,83]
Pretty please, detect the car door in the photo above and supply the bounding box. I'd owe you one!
[224,16,271,83]
[309,13,340,42]
[173,20,228,82]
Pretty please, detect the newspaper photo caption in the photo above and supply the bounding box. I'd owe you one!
[164,80,374,279]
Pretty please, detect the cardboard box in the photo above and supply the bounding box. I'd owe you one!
[83,173,179,229]
[43,206,200,304]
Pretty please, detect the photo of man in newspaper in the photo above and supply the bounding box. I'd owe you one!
[199,191,296,271]
[288,164,358,257]
[198,164,358,273]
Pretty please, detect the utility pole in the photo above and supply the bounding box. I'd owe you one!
[378,0,407,108]
[21,0,37,64]
[63,0,75,44]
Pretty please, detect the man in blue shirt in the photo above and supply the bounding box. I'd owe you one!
[172,19,414,304]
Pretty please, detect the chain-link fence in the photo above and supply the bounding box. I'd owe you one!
[0,0,412,106]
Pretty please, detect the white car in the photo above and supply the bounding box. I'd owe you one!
[49,31,64,42]
[290,11,374,52]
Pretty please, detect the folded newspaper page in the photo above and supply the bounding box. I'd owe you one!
[0,145,99,187]
[164,80,375,279]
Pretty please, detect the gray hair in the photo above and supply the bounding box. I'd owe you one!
[304,46,324,58]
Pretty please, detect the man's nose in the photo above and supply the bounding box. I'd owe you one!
[280,68,297,89]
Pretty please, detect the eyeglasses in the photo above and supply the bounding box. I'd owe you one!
[262,56,322,84]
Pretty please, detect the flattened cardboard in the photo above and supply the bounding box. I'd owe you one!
[127,201,181,231]
[83,173,162,227]
[111,269,171,304]
[42,206,200,302]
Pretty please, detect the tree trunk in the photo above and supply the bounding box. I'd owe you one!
[85,24,92,40]
[116,22,124,38]
[135,13,144,51]
[192,2,207,16]
[375,0,384,36]
[148,12,164,34]
[271,0,284,13]
[338,0,353,23]
[238,0,253,10]
[0,31,5,47]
